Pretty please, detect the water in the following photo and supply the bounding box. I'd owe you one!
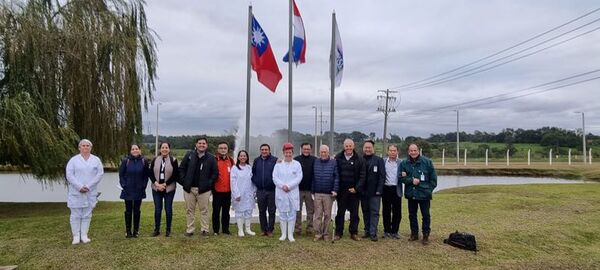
[0,173,584,203]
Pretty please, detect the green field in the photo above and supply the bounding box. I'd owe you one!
[1,183,600,269]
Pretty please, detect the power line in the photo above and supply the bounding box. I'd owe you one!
[387,7,600,91]
[400,22,600,92]
[423,69,600,112]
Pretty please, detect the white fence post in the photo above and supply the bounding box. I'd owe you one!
[506,149,510,166]
[442,148,445,166]
[527,149,531,166]
[463,149,467,166]
[568,148,572,165]
[485,149,489,166]
[549,149,553,165]
[590,148,593,164]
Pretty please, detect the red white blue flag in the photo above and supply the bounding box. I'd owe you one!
[283,0,306,65]
[251,15,282,92]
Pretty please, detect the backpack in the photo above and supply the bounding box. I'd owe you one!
[444,231,478,252]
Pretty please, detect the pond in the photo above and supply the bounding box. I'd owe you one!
[0,173,585,203]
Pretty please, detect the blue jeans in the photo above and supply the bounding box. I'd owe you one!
[152,189,175,232]
[408,199,431,235]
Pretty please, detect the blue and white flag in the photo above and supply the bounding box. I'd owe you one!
[330,15,343,87]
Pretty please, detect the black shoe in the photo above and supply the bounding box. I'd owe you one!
[184,232,194,237]
[126,232,133,238]
[152,230,160,237]
[391,233,401,239]
[165,231,171,237]
[382,232,389,238]
[408,234,419,241]
[222,231,231,235]
[201,231,209,239]
[370,235,378,242]
[133,231,139,238]
[422,234,430,245]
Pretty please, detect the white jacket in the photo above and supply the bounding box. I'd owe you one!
[230,164,256,212]
[65,154,104,208]
[273,160,303,212]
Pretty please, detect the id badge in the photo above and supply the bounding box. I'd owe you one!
[373,166,378,173]
[160,172,165,180]
[420,173,425,181]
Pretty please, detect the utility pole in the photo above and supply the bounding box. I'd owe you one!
[377,89,398,153]
[313,106,318,156]
[155,103,161,156]
[454,109,460,164]
[318,106,327,148]
[575,111,587,164]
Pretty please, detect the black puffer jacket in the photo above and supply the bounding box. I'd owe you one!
[178,150,218,193]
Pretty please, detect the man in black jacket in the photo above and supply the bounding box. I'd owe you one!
[334,139,366,241]
[360,140,385,241]
[294,143,316,235]
[179,137,218,238]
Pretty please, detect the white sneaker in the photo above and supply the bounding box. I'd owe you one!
[80,235,91,244]
[72,237,80,245]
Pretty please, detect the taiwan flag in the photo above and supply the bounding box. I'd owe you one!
[282,0,306,65]
[251,15,282,92]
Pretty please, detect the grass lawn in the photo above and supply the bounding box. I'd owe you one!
[1,183,600,269]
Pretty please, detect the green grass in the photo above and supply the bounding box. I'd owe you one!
[1,184,600,269]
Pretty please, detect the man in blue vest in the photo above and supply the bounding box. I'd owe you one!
[251,144,278,236]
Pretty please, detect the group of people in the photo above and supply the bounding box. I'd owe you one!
[65,137,437,245]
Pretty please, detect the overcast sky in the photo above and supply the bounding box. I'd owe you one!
[141,0,600,139]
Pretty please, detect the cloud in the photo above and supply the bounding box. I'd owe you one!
[142,0,600,137]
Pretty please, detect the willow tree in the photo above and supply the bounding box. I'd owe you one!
[0,0,158,179]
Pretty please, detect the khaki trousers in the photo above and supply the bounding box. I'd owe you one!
[295,190,314,232]
[312,193,334,236]
[184,187,211,234]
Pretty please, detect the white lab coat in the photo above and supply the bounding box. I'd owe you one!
[230,164,256,212]
[65,154,104,209]
[273,160,303,213]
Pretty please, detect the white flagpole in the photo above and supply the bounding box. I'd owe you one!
[245,5,252,151]
[287,0,293,142]
[329,11,336,153]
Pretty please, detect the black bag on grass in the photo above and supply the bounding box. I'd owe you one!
[444,231,478,252]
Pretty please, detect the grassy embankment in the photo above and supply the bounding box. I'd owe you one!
[1,184,599,269]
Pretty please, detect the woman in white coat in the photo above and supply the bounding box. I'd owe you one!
[273,143,303,242]
[230,150,256,237]
[65,139,104,245]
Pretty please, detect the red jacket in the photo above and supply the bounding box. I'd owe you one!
[214,155,234,192]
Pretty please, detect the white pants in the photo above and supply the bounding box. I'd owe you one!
[70,206,94,238]
[235,210,253,219]
[279,211,295,222]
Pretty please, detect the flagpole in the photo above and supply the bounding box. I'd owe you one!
[287,0,293,143]
[329,11,336,153]
[245,5,252,151]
